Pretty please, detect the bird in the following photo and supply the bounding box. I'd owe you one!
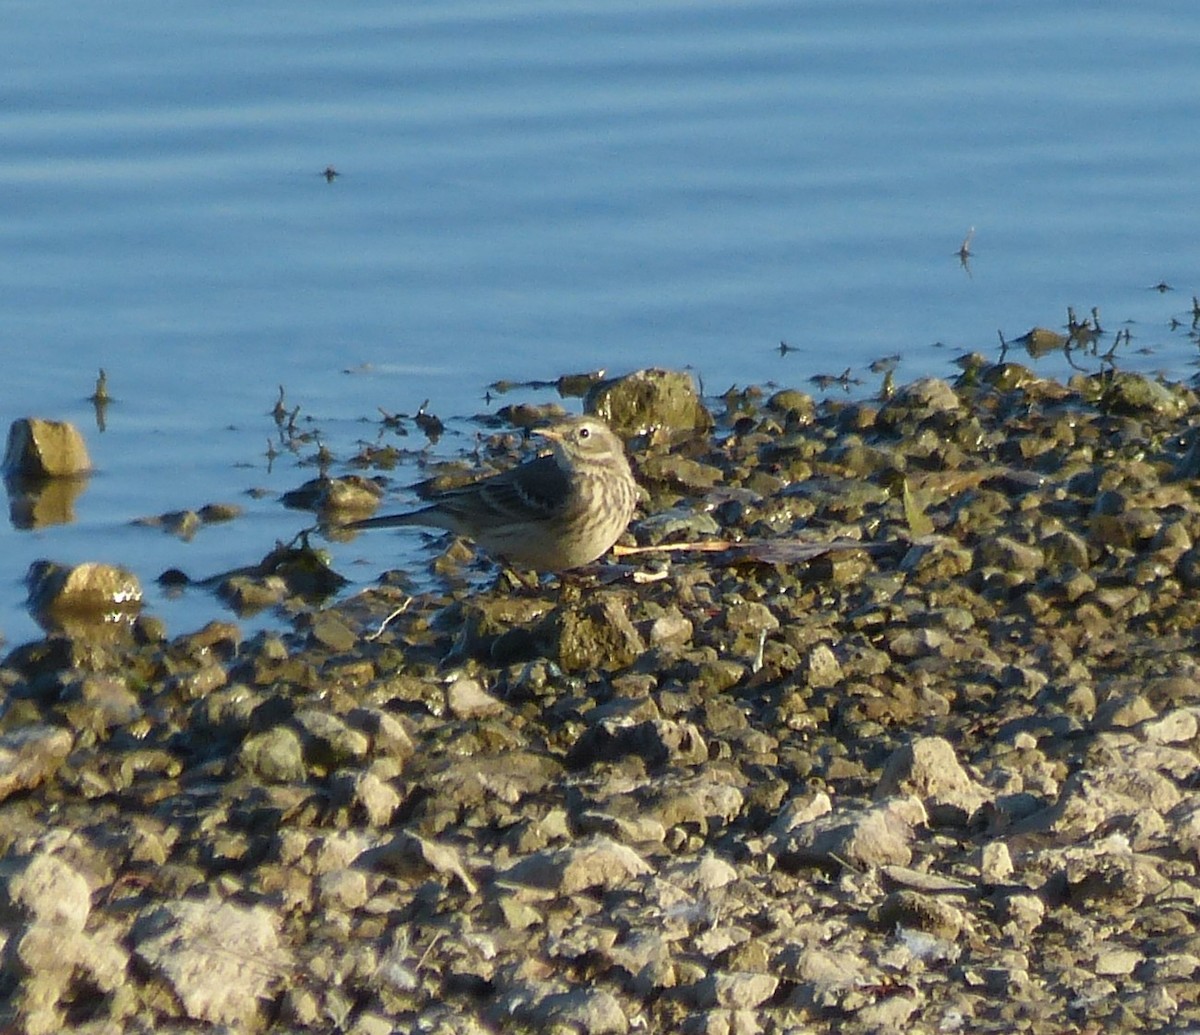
[342,416,638,571]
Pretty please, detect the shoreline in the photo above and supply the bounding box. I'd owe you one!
[2,364,1198,1032]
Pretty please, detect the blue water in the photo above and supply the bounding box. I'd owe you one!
[2,0,1200,644]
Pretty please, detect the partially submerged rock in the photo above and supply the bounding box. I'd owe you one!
[26,560,142,632]
[3,418,91,479]
[132,502,244,540]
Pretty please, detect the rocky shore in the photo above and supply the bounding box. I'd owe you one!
[3,363,1200,1033]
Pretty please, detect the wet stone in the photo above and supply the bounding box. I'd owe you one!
[639,454,726,492]
[220,573,289,611]
[26,560,142,619]
[3,418,91,478]
[876,377,962,427]
[1101,372,1188,417]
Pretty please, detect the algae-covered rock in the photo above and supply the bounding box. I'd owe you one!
[1101,372,1188,417]
[876,377,962,427]
[766,388,816,422]
[1014,326,1068,357]
[548,592,645,672]
[586,368,713,437]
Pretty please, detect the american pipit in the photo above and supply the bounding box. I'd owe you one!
[343,416,638,571]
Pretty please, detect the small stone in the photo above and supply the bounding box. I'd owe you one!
[447,676,505,718]
[502,836,652,894]
[877,378,962,426]
[0,726,74,803]
[318,868,369,911]
[170,659,228,700]
[873,890,964,941]
[577,808,668,844]
[342,770,400,826]
[802,643,843,689]
[350,707,416,763]
[524,988,629,1034]
[551,592,645,673]
[1092,946,1142,976]
[0,852,92,931]
[775,797,926,870]
[349,1012,400,1035]
[979,842,1014,885]
[976,535,1044,574]
[198,502,243,523]
[767,388,816,420]
[691,972,780,1009]
[238,727,307,783]
[567,717,708,769]
[295,709,371,768]
[132,900,290,1027]
[221,573,289,612]
[649,610,694,647]
[309,611,358,652]
[875,736,989,825]
[1141,708,1200,744]
[1102,372,1187,416]
[995,891,1045,935]
[367,832,477,894]
[319,475,385,514]
[498,896,542,930]
[666,853,739,892]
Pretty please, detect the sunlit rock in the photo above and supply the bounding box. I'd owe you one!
[3,418,91,478]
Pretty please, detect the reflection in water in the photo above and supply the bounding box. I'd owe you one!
[3,415,94,528]
[6,473,90,529]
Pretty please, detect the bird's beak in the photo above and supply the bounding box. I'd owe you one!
[534,425,562,443]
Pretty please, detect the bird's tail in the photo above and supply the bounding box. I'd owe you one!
[340,509,428,531]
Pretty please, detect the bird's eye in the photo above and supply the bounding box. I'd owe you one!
[578,426,590,440]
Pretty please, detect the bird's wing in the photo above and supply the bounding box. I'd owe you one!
[457,454,570,522]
